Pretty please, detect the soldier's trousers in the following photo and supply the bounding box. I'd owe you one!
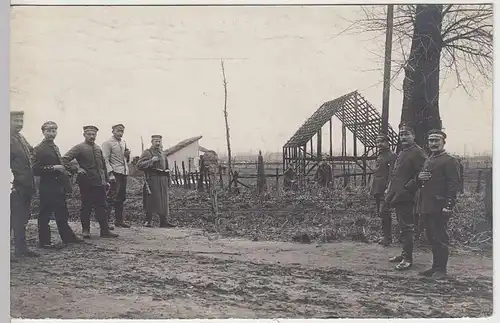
[394,202,415,262]
[423,212,450,272]
[373,194,391,241]
[106,173,128,224]
[38,195,78,244]
[79,183,111,233]
[10,189,32,253]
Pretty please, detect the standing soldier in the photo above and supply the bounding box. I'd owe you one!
[10,110,39,257]
[33,121,84,248]
[385,124,426,271]
[411,130,460,279]
[315,161,333,188]
[102,124,131,229]
[136,135,174,228]
[369,134,396,246]
[63,125,118,239]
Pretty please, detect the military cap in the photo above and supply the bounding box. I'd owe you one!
[376,133,389,141]
[427,129,447,139]
[398,123,415,134]
[112,124,125,130]
[10,110,24,117]
[83,125,99,132]
[41,121,58,131]
[151,135,162,140]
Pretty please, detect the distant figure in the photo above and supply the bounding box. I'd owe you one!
[315,161,332,188]
[136,135,174,228]
[412,130,461,279]
[102,123,131,229]
[369,134,396,247]
[283,166,298,191]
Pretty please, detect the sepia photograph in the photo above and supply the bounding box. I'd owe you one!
[9,2,493,319]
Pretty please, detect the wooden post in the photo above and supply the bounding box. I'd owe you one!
[476,170,482,193]
[198,158,205,192]
[485,168,492,230]
[181,161,188,189]
[381,4,394,134]
[276,168,279,188]
[233,171,239,189]
[219,165,224,189]
[317,129,322,160]
[205,167,210,191]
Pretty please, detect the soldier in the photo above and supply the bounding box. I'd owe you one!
[369,134,396,246]
[385,124,427,271]
[10,110,39,257]
[410,130,460,279]
[136,135,174,228]
[283,166,298,191]
[33,121,84,248]
[102,124,131,229]
[315,161,333,188]
[63,125,118,239]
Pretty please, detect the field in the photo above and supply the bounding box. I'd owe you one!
[11,166,493,319]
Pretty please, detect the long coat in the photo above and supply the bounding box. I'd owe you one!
[415,152,461,215]
[32,140,73,201]
[370,148,396,195]
[385,144,427,206]
[10,132,35,194]
[136,148,170,215]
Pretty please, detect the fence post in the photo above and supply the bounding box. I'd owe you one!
[276,168,279,189]
[218,165,224,189]
[198,159,205,192]
[485,168,492,230]
[476,170,482,193]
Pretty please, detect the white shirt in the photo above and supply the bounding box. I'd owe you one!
[102,136,129,176]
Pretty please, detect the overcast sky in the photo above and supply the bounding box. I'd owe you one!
[10,6,493,157]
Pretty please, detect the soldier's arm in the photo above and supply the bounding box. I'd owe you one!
[62,144,82,174]
[101,140,114,175]
[404,149,427,192]
[444,157,461,210]
[136,150,154,170]
[32,145,55,176]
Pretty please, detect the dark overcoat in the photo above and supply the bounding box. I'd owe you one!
[137,148,170,215]
[414,152,461,214]
[385,144,427,206]
[33,140,73,201]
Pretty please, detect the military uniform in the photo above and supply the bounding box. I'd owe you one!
[385,143,427,266]
[370,147,396,244]
[62,126,116,238]
[413,151,460,275]
[10,112,37,256]
[33,123,81,246]
[136,135,172,227]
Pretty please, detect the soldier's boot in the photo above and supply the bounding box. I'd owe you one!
[395,259,413,271]
[15,249,40,258]
[144,213,153,227]
[100,231,119,238]
[82,229,91,239]
[379,217,392,247]
[419,268,436,277]
[159,214,175,228]
[114,205,130,228]
[389,255,403,263]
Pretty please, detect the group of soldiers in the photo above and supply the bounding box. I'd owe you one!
[10,108,461,278]
[370,124,461,278]
[10,110,174,258]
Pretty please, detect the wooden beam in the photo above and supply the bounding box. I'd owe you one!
[317,129,322,160]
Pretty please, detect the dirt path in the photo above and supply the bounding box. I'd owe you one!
[11,220,492,319]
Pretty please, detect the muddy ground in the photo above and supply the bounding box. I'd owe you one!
[11,220,492,319]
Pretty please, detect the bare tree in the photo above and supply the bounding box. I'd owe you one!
[221,59,233,183]
[342,4,492,146]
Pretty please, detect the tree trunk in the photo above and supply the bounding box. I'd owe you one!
[400,4,444,149]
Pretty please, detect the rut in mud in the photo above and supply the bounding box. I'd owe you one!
[10,221,493,319]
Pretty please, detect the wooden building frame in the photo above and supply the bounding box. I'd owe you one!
[282,90,399,185]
